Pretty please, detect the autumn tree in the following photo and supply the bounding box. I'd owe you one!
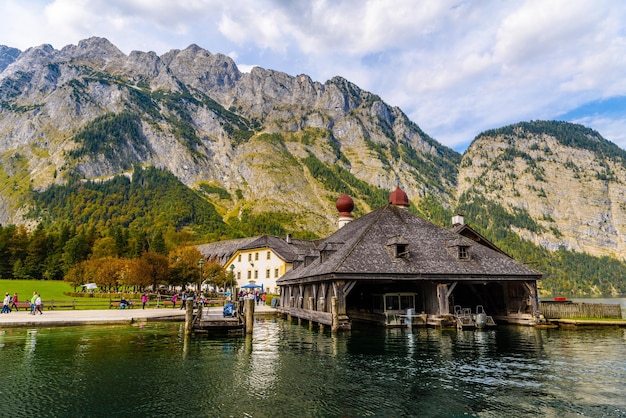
[168,246,203,289]
[123,257,152,289]
[65,261,88,290]
[202,258,226,291]
[141,251,169,289]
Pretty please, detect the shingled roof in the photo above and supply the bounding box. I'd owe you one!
[196,235,316,266]
[278,204,542,285]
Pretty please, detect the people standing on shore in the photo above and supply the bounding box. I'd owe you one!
[34,293,43,315]
[141,292,148,309]
[1,292,11,313]
[30,291,37,314]
[11,292,19,311]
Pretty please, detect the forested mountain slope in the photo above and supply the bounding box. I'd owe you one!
[1,38,625,296]
[0,37,458,238]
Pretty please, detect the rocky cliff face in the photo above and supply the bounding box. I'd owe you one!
[1,38,625,262]
[458,121,626,259]
[0,46,20,72]
[0,37,458,237]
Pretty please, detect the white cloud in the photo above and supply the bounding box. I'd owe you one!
[1,0,625,151]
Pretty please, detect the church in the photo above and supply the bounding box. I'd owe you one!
[276,187,543,329]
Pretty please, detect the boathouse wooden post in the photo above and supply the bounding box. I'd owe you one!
[331,296,339,333]
[332,281,347,316]
[184,299,193,335]
[244,298,255,334]
[524,282,539,318]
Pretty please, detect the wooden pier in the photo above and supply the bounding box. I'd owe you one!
[185,299,272,334]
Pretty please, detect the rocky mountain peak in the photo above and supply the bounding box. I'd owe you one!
[459,121,626,260]
[0,45,21,72]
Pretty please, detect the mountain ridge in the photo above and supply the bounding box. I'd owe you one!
[0,37,458,237]
[1,38,625,297]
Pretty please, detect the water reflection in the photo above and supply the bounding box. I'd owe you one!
[1,320,625,417]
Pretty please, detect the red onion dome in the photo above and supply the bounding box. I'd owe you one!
[335,193,355,216]
[389,186,409,207]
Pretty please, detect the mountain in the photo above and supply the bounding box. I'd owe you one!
[1,38,625,295]
[0,46,20,72]
[458,121,626,259]
[0,37,458,238]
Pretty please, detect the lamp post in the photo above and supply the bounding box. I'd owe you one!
[230,264,235,300]
[198,258,204,293]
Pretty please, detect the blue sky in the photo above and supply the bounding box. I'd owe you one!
[2,0,625,153]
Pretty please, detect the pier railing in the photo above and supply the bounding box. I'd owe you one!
[540,302,622,319]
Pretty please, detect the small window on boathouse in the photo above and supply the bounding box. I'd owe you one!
[447,237,471,261]
[386,236,409,259]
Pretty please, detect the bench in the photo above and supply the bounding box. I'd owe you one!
[109,300,134,309]
[47,300,75,310]
[12,302,32,310]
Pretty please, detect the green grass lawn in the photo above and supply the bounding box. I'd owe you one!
[1,279,74,301]
[0,279,122,310]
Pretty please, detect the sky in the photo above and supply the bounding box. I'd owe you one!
[1,0,625,153]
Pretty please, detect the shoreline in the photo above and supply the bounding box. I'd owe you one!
[0,304,277,328]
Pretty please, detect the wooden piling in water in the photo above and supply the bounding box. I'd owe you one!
[331,297,338,333]
[244,298,254,334]
[184,299,193,335]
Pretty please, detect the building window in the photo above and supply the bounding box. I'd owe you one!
[247,270,251,279]
[238,254,241,262]
[266,268,270,278]
[255,252,259,261]
[237,272,241,280]
[386,236,409,259]
[458,246,469,260]
[254,270,258,279]
[267,251,271,260]
[248,253,252,262]
[274,268,279,278]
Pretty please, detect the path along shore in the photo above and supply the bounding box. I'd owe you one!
[0,304,277,328]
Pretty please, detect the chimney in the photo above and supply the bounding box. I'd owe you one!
[452,214,464,226]
[286,233,292,244]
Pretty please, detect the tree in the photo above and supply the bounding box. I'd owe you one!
[202,258,226,291]
[140,251,169,289]
[151,230,167,255]
[124,257,152,289]
[168,246,203,288]
[91,236,118,259]
[23,225,50,279]
[62,233,91,273]
[65,261,88,290]
[95,258,124,290]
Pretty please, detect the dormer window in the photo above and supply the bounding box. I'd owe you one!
[386,236,409,259]
[447,237,471,261]
[396,243,409,258]
[320,242,343,263]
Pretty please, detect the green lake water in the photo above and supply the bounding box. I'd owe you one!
[1,318,625,417]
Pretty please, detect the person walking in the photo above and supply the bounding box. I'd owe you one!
[1,292,11,313]
[11,292,19,311]
[30,291,37,314]
[141,292,148,309]
[179,291,186,310]
[34,293,43,315]
[171,293,178,308]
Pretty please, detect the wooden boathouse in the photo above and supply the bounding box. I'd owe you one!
[277,187,543,330]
